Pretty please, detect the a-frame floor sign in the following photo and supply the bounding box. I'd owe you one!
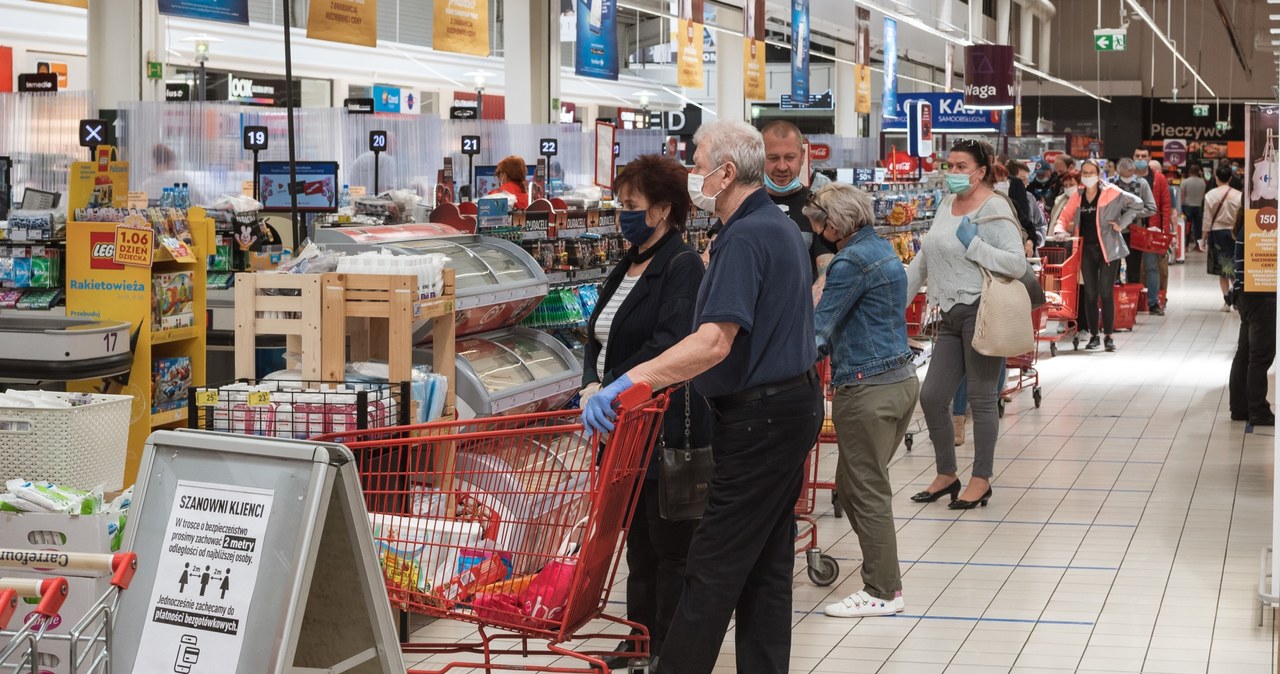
[113,429,405,674]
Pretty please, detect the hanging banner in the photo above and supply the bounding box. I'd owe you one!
[964,44,1016,109]
[576,0,619,80]
[743,0,766,100]
[433,0,490,56]
[158,0,249,24]
[677,0,705,89]
[1244,105,1278,292]
[1013,71,1022,137]
[856,7,870,65]
[306,0,377,48]
[791,0,810,105]
[945,44,955,93]
[854,65,872,115]
[882,18,898,119]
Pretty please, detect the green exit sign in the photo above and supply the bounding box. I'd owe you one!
[147,61,163,79]
[1193,104,1210,117]
[1094,29,1127,52]
[1216,120,1231,132]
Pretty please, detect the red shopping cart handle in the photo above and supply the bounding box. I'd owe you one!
[615,382,655,411]
[0,588,15,629]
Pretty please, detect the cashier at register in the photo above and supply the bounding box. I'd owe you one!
[489,155,530,210]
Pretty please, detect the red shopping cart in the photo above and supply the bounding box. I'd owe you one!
[0,550,138,674]
[1038,239,1083,356]
[999,305,1047,417]
[315,386,668,673]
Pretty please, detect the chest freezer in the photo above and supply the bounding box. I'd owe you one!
[315,227,548,339]
[413,327,580,418]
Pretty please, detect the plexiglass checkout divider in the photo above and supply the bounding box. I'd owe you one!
[112,101,667,208]
[0,91,96,199]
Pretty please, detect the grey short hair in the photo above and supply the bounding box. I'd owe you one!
[802,183,873,240]
[1116,158,1136,171]
[692,120,765,187]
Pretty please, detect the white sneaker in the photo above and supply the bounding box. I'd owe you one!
[823,591,904,618]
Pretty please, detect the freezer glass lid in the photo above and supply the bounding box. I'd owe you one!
[470,242,536,283]
[491,333,572,379]
[398,240,496,289]
[458,338,535,392]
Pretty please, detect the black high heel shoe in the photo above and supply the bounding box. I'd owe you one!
[910,479,962,503]
[948,487,993,510]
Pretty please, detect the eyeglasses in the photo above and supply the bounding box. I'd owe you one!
[950,138,989,166]
[806,191,828,217]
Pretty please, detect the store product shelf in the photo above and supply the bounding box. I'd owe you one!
[152,325,198,345]
[151,407,187,426]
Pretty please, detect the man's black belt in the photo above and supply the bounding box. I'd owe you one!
[710,368,818,410]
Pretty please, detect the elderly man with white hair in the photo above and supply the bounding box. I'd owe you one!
[582,120,822,674]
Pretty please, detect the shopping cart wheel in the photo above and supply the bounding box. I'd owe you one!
[904,433,914,451]
[831,491,843,519]
[1050,342,1058,357]
[806,549,840,586]
[1033,387,1042,408]
[1072,337,1080,351]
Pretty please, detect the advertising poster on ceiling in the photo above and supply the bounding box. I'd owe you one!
[576,0,619,80]
[1243,105,1278,292]
[882,17,898,119]
[158,0,249,24]
[307,0,377,48]
[433,0,490,56]
[743,0,766,100]
[791,0,810,104]
[677,0,705,88]
[1144,100,1246,162]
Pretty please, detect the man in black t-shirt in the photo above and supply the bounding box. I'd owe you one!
[761,120,837,280]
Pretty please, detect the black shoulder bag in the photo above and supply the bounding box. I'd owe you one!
[658,383,714,521]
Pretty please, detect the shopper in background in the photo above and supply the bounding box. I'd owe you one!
[1132,149,1173,313]
[1010,160,1049,248]
[489,155,530,210]
[1054,160,1148,352]
[1029,159,1057,204]
[760,120,835,281]
[1048,170,1081,228]
[1224,159,1246,192]
[1048,154,1075,206]
[579,154,711,670]
[1149,159,1174,305]
[906,139,1026,510]
[995,157,1037,255]
[1201,165,1244,312]
[140,144,208,207]
[582,120,822,674]
[1113,157,1162,314]
[806,183,917,618]
[1181,162,1208,250]
[1230,204,1277,427]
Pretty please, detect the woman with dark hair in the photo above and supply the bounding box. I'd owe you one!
[906,139,1027,510]
[582,154,711,669]
[490,155,530,209]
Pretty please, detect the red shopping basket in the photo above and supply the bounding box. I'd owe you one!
[1113,283,1142,331]
[1129,226,1174,254]
[314,386,669,673]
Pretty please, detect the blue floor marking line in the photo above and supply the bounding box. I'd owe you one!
[896,515,1138,528]
[793,608,1094,626]
[903,483,1152,494]
[827,557,1119,572]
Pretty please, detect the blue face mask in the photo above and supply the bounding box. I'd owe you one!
[1134,160,1149,171]
[619,209,654,247]
[764,174,803,193]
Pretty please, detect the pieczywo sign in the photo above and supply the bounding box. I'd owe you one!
[113,224,154,267]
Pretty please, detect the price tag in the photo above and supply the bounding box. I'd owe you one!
[112,224,154,267]
[349,186,367,198]
[246,391,271,407]
[127,191,149,208]
[461,135,481,156]
[195,390,220,407]
[242,180,255,197]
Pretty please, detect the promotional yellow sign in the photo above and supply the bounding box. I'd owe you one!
[113,224,154,268]
[854,64,872,114]
[68,156,129,215]
[744,39,766,101]
[677,20,705,89]
[433,0,490,57]
[307,0,377,48]
[1245,105,1278,292]
[31,0,86,7]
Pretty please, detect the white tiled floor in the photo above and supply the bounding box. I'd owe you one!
[406,258,1278,673]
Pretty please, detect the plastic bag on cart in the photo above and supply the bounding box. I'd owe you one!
[469,517,586,625]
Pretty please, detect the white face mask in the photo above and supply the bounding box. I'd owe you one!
[1118,174,1134,183]
[1081,176,1099,189]
[1063,186,1078,197]
[688,163,727,212]
[995,181,1010,194]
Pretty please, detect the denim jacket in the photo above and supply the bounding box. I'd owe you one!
[814,226,914,387]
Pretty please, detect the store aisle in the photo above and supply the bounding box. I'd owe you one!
[406,260,1276,674]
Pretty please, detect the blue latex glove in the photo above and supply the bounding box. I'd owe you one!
[582,374,634,437]
[955,216,977,248]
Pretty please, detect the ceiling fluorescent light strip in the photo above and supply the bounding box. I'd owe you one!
[1122,0,1216,96]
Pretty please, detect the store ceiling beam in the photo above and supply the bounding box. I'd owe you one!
[1122,0,1216,96]
[1211,0,1252,80]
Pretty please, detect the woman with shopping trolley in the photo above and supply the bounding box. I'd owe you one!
[579,153,712,669]
[1052,159,1151,352]
[906,139,1027,510]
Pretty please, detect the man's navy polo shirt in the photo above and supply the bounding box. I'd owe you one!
[692,187,818,399]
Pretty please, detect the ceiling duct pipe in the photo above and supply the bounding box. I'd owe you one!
[996,0,1012,44]
[1017,2,1035,64]
[1028,0,1056,72]
[936,0,954,33]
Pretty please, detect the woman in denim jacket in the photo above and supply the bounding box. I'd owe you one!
[808,183,919,618]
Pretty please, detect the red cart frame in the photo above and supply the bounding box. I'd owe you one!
[316,386,668,673]
[1038,240,1083,356]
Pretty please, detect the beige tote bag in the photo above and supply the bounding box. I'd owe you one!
[973,267,1034,357]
